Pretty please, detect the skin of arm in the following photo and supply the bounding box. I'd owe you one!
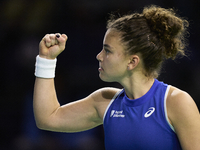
[33,33,120,132]
[34,77,100,132]
[167,86,200,150]
[34,77,119,132]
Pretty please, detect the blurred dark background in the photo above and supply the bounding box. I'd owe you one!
[0,0,200,149]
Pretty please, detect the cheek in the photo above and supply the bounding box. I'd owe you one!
[108,60,127,74]
[104,54,128,72]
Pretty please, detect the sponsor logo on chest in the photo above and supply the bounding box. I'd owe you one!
[110,110,125,118]
[144,107,155,118]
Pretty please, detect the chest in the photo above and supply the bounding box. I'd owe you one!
[104,99,167,141]
[103,92,181,150]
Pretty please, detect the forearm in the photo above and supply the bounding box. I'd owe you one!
[33,77,60,129]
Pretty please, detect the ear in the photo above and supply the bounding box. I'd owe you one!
[127,55,140,70]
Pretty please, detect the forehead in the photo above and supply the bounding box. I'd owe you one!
[103,29,122,45]
[103,29,128,55]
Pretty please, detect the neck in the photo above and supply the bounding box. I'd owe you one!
[120,73,155,100]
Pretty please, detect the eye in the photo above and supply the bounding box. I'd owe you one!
[104,48,110,54]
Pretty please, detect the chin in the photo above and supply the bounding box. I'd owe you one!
[99,74,114,82]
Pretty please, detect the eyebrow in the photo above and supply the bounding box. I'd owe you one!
[103,44,113,49]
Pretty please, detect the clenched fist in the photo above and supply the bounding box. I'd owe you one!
[39,33,68,59]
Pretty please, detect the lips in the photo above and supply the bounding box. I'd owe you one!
[98,66,104,72]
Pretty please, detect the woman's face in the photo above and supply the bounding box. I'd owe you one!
[96,29,131,82]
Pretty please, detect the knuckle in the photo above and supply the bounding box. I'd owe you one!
[45,34,49,37]
[45,38,51,43]
[49,34,55,39]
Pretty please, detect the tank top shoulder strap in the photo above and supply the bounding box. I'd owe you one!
[103,89,124,121]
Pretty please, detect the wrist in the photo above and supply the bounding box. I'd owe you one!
[39,54,56,60]
[35,55,57,78]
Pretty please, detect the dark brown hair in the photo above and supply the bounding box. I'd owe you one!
[107,5,189,78]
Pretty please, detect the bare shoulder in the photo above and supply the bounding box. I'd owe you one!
[90,87,121,101]
[167,86,199,122]
[89,87,122,120]
[167,86,195,110]
[167,86,200,149]
[167,86,199,116]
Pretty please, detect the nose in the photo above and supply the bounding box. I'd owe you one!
[96,50,103,61]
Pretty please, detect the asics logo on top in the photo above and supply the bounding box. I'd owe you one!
[110,110,125,118]
[144,107,155,118]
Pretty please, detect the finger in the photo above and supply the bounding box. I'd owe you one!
[56,34,68,50]
[49,34,57,46]
[43,34,52,48]
[55,33,61,45]
[55,38,58,45]
[55,33,61,37]
[61,34,68,41]
[55,34,68,44]
[55,33,68,41]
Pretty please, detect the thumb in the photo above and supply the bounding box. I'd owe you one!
[56,34,68,50]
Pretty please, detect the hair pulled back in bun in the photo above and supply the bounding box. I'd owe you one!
[143,5,189,58]
[107,5,189,78]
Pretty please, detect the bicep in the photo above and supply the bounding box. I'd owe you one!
[40,87,120,133]
[168,89,200,150]
[44,95,102,133]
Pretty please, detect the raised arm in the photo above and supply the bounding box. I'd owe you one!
[33,34,113,132]
[167,87,200,150]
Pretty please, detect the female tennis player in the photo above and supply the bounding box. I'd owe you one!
[33,5,200,150]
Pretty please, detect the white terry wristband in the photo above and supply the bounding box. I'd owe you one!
[35,55,57,78]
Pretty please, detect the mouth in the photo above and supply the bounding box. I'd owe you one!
[98,67,104,72]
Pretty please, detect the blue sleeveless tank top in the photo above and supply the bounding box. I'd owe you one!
[103,79,182,150]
